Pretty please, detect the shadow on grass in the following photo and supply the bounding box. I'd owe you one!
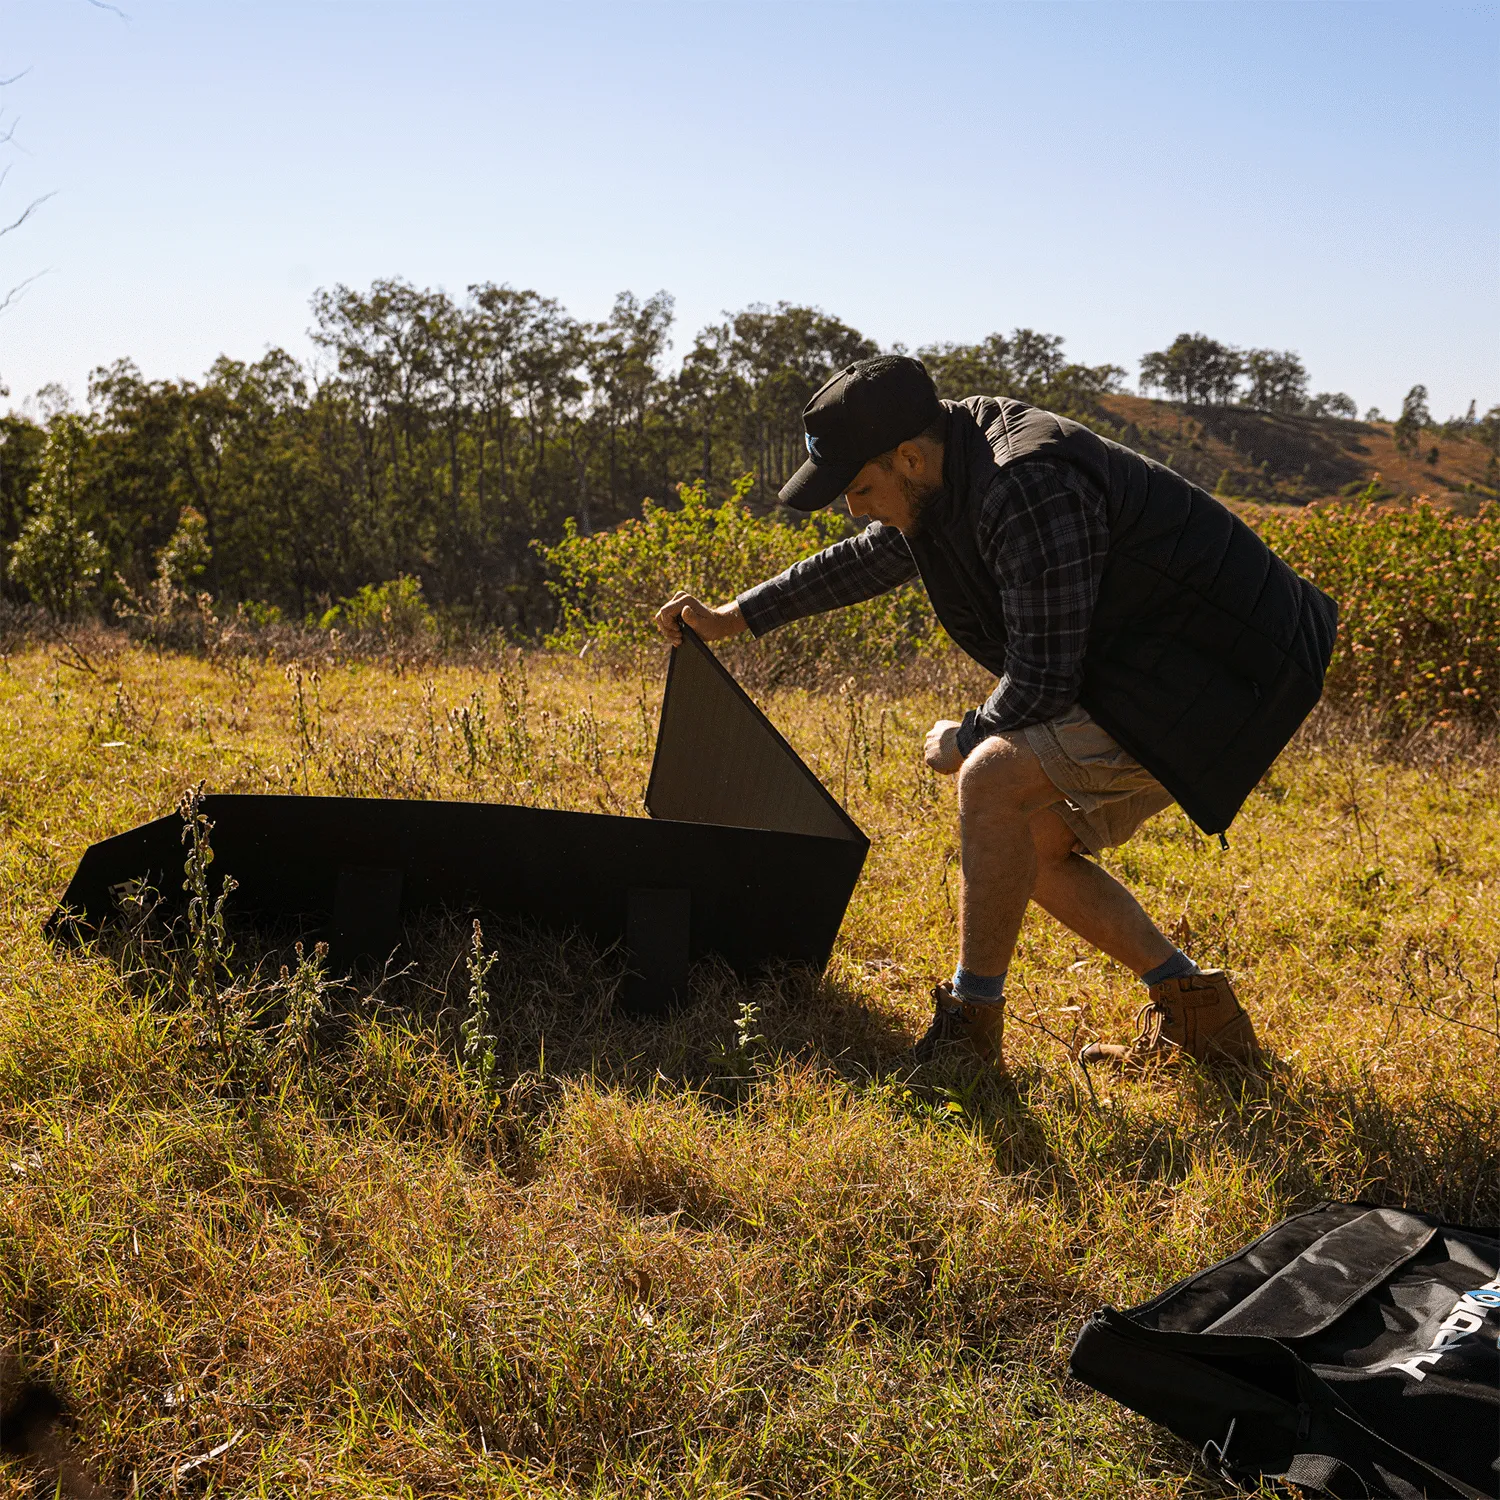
[0,1339,109,1499]
[894,1031,1499,1226]
[80,901,917,1109]
[74,902,1498,1224]
[1176,1053,1500,1224]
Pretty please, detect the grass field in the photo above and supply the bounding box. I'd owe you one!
[2,632,1497,1497]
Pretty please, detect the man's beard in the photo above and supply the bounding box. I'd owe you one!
[896,473,945,537]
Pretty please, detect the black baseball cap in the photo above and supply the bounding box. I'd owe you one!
[779,355,944,511]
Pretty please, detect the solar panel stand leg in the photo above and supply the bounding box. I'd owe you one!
[622,887,691,1016]
[328,866,404,977]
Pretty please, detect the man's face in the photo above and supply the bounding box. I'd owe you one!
[842,438,944,536]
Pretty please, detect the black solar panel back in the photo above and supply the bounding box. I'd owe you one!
[47,627,869,1012]
[646,628,864,844]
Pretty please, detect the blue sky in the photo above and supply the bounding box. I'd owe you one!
[1,0,1495,418]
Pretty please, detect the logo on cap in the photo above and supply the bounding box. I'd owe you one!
[805,433,823,461]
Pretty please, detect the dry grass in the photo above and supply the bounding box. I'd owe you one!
[1098,392,1498,507]
[1,631,1496,1497]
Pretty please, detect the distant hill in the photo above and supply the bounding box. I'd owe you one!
[1094,394,1497,512]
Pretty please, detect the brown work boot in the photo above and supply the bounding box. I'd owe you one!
[913,981,1006,1067]
[1080,969,1260,1071]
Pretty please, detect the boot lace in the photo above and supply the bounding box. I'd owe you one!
[1129,999,1179,1056]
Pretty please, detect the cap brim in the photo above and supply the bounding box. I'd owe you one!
[778,455,862,511]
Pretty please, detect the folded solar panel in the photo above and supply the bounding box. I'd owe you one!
[47,628,869,1013]
[647,627,862,843]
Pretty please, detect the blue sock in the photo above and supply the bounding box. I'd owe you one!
[1142,950,1200,987]
[951,964,1006,1005]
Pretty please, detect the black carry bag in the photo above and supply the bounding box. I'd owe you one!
[1069,1201,1500,1498]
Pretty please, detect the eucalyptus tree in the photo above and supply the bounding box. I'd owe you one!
[675,318,735,487]
[311,278,450,580]
[1243,349,1309,413]
[1140,334,1244,407]
[919,329,1124,411]
[581,289,675,527]
[700,303,877,505]
[1393,385,1432,455]
[468,284,558,520]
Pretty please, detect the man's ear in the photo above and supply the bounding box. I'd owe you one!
[895,439,926,474]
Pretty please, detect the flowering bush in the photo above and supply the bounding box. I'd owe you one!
[1256,495,1500,729]
[538,472,1499,727]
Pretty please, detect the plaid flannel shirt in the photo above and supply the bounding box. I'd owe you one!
[736,457,1109,754]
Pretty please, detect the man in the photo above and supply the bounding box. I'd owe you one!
[654,356,1337,1070]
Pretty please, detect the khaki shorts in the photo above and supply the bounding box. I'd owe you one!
[1022,704,1174,854]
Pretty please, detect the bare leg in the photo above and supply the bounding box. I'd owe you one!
[956,737,1176,979]
[954,736,1068,976]
[1027,807,1176,976]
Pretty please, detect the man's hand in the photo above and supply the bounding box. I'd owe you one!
[654,592,748,646]
[924,719,965,775]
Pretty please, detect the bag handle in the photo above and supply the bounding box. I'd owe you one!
[1206,1208,1436,1340]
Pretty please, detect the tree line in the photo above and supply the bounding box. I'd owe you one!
[0,285,1491,630]
[1135,332,1499,462]
[1139,333,1361,416]
[0,284,1125,628]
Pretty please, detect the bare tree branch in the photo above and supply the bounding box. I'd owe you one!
[1,59,51,319]
[0,191,54,239]
[85,0,130,17]
[0,268,47,314]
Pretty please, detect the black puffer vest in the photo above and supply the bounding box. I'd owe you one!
[905,398,1338,834]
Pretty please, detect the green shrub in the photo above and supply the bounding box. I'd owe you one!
[540,473,1500,730]
[319,575,434,639]
[158,506,212,593]
[1256,495,1500,729]
[238,600,284,628]
[536,476,941,683]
